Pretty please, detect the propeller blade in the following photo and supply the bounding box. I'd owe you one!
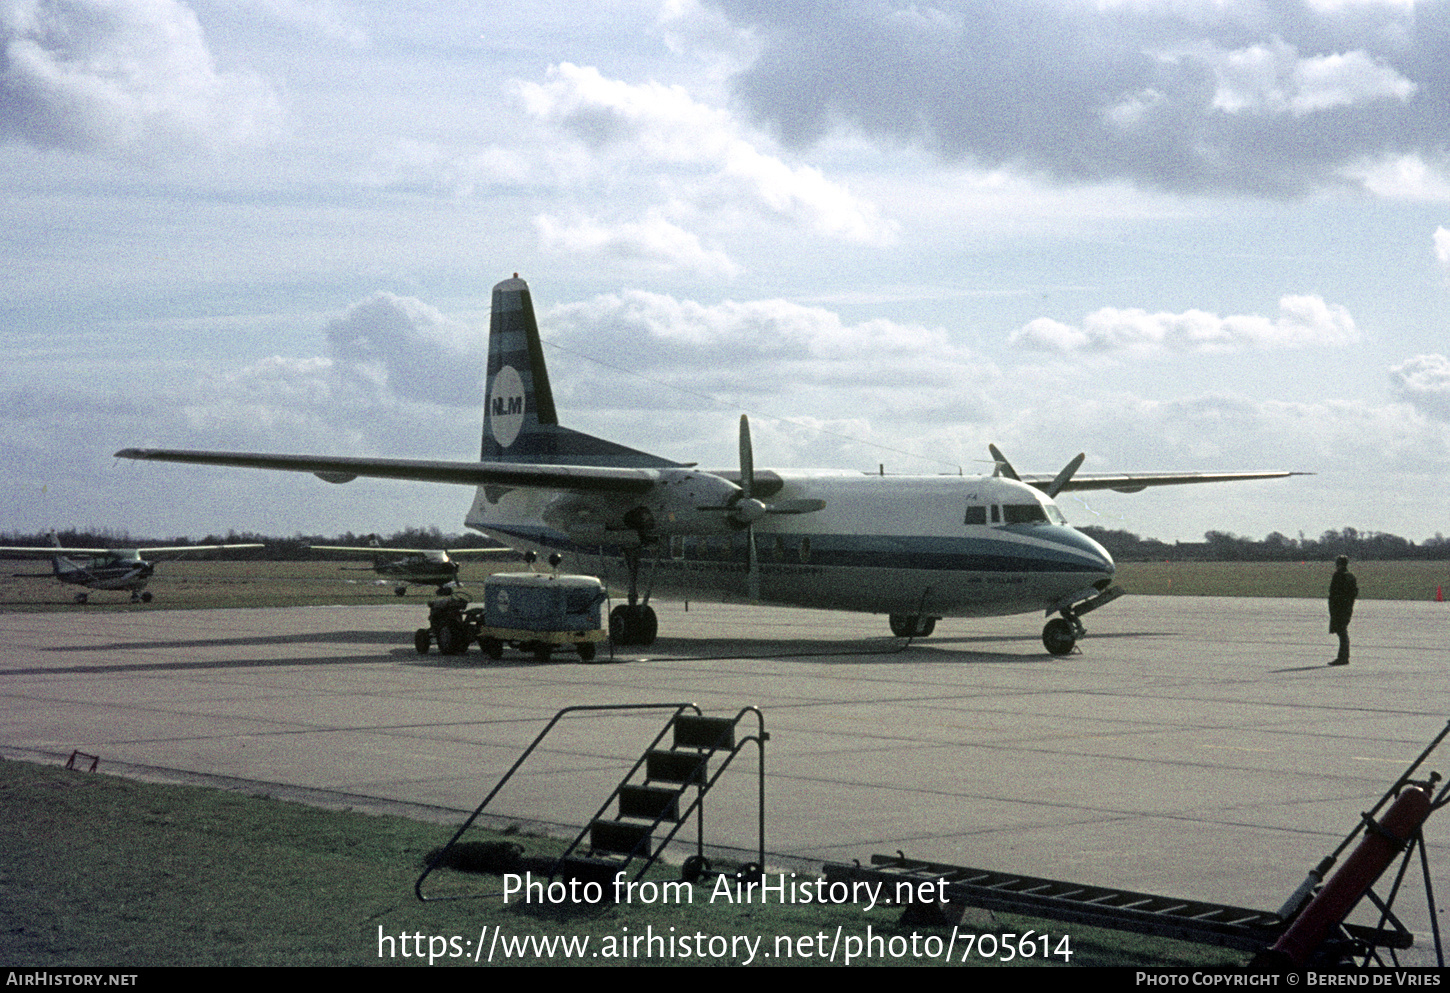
[739,414,755,498]
[988,443,1020,481]
[1045,453,1086,498]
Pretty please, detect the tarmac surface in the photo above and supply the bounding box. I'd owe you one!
[2,594,1447,963]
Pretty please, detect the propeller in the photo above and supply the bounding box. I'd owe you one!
[988,444,1084,498]
[702,415,827,600]
[1045,452,1085,498]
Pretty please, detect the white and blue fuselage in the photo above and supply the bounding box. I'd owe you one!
[466,469,1114,619]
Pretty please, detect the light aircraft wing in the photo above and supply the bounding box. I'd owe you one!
[308,546,511,554]
[136,544,265,554]
[114,449,657,494]
[0,543,262,556]
[1025,470,1307,495]
[0,547,112,556]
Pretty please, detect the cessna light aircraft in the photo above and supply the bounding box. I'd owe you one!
[117,275,1300,654]
[308,534,512,595]
[5,532,263,603]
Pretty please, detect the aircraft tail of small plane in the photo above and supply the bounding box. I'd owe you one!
[482,276,682,469]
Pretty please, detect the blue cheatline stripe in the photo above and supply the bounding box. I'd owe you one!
[476,525,1111,574]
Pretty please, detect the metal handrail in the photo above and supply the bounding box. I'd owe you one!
[415,701,700,901]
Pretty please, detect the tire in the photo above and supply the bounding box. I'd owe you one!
[532,644,552,663]
[414,628,431,655]
[889,614,935,637]
[637,606,657,647]
[577,642,596,663]
[1043,617,1076,656]
[481,637,503,660]
[681,854,712,883]
[609,605,633,645]
[437,620,469,656]
[139,591,153,604]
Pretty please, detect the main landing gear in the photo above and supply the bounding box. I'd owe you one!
[610,547,658,647]
[889,614,937,638]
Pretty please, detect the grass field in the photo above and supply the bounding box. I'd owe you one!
[0,758,1244,967]
[2,558,1447,612]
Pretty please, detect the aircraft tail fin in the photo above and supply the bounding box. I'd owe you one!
[482,275,681,467]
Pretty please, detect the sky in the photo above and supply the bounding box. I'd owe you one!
[4,0,1450,544]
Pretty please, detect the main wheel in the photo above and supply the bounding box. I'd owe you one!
[1042,617,1076,655]
[577,642,597,663]
[637,605,657,646]
[480,637,503,660]
[610,605,658,647]
[414,628,431,655]
[139,591,153,603]
[394,586,407,597]
[609,605,633,644]
[889,614,936,637]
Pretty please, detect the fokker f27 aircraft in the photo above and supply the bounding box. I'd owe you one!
[308,534,512,595]
[4,532,263,603]
[117,275,1301,654]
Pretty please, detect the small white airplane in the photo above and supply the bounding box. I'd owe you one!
[308,534,512,595]
[116,275,1302,653]
[4,532,264,603]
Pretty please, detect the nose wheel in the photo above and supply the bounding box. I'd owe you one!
[1042,615,1083,655]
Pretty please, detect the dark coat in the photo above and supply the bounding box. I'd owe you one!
[1328,569,1358,634]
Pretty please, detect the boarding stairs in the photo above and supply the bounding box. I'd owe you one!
[416,703,767,901]
[552,708,767,886]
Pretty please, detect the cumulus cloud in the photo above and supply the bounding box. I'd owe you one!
[0,0,280,155]
[1010,296,1359,355]
[1207,37,1415,117]
[322,293,485,405]
[706,0,1443,195]
[518,62,895,263]
[1390,354,1450,421]
[534,214,741,278]
[1436,227,1450,267]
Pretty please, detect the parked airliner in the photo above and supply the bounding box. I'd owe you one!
[117,275,1301,653]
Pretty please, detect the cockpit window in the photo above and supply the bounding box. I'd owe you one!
[963,505,986,525]
[1002,503,1049,525]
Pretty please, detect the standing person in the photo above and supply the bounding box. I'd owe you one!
[1328,555,1358,666]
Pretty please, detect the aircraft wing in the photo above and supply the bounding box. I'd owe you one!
[1027,470,1308,495]
[0,543,262,557]
[307,546,511,554]
[114,448,657,494]
[137,544,265,554]
[0,547,109,557]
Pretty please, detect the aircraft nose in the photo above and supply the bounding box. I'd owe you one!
[1073,529,1115,577]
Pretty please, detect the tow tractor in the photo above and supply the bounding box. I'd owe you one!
[414,571,608,662]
